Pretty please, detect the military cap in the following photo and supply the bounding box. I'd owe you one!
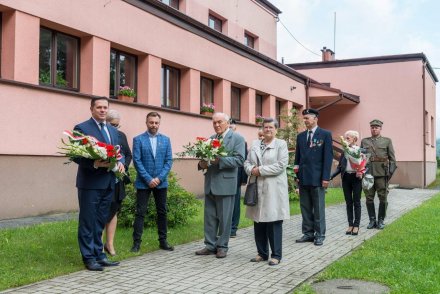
[302,108,319,117]
[369,119,383,127]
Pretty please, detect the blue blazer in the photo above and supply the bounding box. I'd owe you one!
[294,127,333,187]
[133,132,173,189]
[74,118,124,190]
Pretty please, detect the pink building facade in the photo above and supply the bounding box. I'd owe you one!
[0,0,307,219]
[0,1,436,220]
[290,51,438,188]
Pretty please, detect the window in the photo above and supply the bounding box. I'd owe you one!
[255,94,263,116]
[110,49,137,98]
[201,77,214,106]
[431,116,435,146]
[244,33,255,49]
[276,100,281,120]
[160,0,179,9]
[39,28,79,89]
[161,64,180,109]
[208,14,222,32]
[231,86,241,121]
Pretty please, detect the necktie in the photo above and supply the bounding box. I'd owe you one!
[307,130,312,147]
[99,122,111,144]
[217,134,223,140]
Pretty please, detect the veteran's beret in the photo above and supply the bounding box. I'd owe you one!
[369,119,383,127]
[302,108,319,117]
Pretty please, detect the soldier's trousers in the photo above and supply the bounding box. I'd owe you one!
[364,176,388,204]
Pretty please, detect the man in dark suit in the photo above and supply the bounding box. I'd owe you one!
[294,108,333,246]
[195,113,245,258]
[228,119,248,238]
[131,112,174,252]
[74,97,125,271]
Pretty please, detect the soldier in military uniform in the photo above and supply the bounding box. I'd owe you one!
[361,119,397,230]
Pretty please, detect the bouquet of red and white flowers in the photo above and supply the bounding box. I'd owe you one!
[177,136,228,164]
[340,136,367,174]
[59,130,124,178]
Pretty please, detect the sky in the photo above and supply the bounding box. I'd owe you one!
[270,0,440,136]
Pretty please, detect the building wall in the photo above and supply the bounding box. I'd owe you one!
[185,0,278,59]
[0,1,303,219]
[297,60,437,187]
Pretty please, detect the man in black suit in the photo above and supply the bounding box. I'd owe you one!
[74,97,125,271]
[294,108,333,246]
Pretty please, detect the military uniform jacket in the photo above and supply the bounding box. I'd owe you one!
[361,136,396,177]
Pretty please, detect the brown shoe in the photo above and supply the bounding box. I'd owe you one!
[216,249,227,258]
[250,255,267,262]
[195,248,216,255]
[268,258,280,266]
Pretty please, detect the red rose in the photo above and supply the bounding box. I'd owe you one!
[97,142,106,147]
[211,139,221,148]
[81,138,88,145]
[196,137,207,141]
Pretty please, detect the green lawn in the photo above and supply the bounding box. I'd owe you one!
[295,192,440,294]
[0,188,344,291]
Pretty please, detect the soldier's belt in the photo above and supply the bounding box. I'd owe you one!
[370,157,388,162]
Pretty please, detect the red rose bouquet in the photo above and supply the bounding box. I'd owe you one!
[177,136,228,164]
[59,130,124,179]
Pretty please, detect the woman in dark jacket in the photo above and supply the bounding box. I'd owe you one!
[104,110,132,256]
[331,130,363,236]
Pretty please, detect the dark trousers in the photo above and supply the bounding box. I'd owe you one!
[342,173,362,227]
[231,185,241,235]
[254,221,283,260]
[132,188,168,244]
[78,187,113,264]
[299,185,326,239]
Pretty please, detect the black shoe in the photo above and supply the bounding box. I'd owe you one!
[367,219,377,229]
[295,236,314,243]
[131,243,140,253]
[159,240,174,251]
[85,261,104,271]
[352,227,359,236]
[97,258,120,267]
[230,232,237,238]
[314,238,324,246]
[377,219,385,230]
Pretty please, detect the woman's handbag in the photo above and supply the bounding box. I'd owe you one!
[243,177,258,206]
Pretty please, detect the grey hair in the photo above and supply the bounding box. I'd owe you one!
[107,109,121,121]
[213,112,230,122]
[344,130,360,141]
[263,117,279,129]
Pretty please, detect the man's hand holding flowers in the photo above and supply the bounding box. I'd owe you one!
[177,136,228,169]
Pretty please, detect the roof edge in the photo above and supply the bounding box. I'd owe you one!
[288,53,438,82]
[256,0,282,15]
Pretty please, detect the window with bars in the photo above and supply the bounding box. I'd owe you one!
[256,94,263,116]
[39,27,79,90]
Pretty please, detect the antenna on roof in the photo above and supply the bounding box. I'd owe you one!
[334,12,337,54]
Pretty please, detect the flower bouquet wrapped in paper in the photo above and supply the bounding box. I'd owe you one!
[59,130,125,179]
[176,136,228,164]
[340,136,367,174]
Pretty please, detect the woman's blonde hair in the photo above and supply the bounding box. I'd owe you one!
[344,130,360,141]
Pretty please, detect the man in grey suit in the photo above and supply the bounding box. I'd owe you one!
[195,113,245,258]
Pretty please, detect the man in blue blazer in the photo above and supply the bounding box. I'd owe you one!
[131,112,174,252]
[74,97,125,271]
[294,108,333,246]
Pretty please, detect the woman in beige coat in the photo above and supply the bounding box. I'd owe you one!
[244,117,290,266]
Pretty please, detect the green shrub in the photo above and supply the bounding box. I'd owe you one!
[118,167,201,228]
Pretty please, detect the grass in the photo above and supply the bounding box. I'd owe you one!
[295,192,440,294]
[0,188,344,291]
[427,168,440,188]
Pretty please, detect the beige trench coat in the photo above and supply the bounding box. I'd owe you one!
[244,138,290,222]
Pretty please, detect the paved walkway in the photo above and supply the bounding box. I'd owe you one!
[3,188,437,294]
